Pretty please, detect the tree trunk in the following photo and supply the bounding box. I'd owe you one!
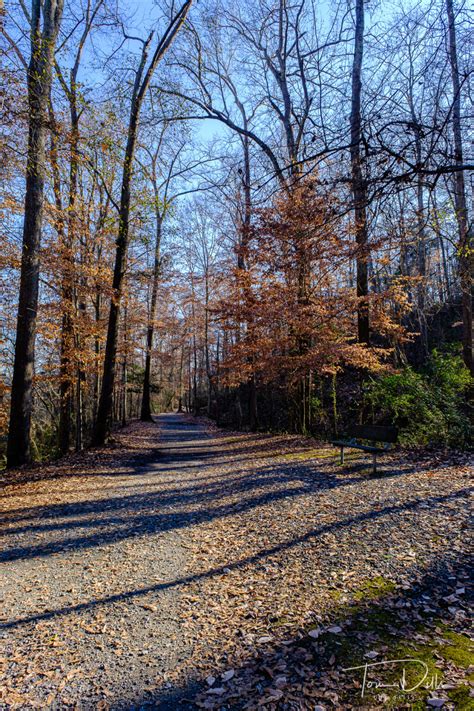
[122,305,128,426]
[92,0,192,444]
[7,0,64,468]
[93,268,102,420]
[239,131,258,431]
[76,365,84,450]
[446,0,473,374]
[350,0,369,345]
[204,273,212,415]
[48,97,72,455]
[177,346,184,413]
[414,125,428,353]
[75,279,86,451]
[92,41,151,445]
[59,80,80,454]
[141,216,162,420]
[432,192,451,302]
[92,99,141,442]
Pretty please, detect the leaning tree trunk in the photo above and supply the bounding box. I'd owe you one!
[446,0,473,375]
[7,0,64,468]
[91,86,142,445]
[92,0,192,445]
[350,0,369,345]
[141,216,162,420]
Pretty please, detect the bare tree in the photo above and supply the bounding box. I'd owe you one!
[446,0,472,374]
[92,0,193,445]
[164,0,336,187]
[138,130,193,420]
[350,0,369,345]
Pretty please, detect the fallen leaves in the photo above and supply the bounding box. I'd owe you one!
[140,603,158,612]
[171,421,472,709]
[221,669,235,682]
[1,416,472,709]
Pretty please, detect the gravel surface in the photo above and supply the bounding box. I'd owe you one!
[0,414,207,710]
[0,414,471,710]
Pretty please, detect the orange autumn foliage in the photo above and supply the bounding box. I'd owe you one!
[219,178,407,387]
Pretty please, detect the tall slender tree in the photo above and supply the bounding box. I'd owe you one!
[350,0,369,345]
[446,0,472,375]
[55,0,105,454]
[7,0,64,468]
[92,0,192,445]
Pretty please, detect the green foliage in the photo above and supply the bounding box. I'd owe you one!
[127,364,145,386]
[31,423,60,462]
[440,628,474,668]
[364,348,471,447]
[448,685,473,709]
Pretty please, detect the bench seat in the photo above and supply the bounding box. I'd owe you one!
[331,439,388,454]
[331,424,398,474]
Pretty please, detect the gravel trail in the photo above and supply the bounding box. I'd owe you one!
[0,414,208,710]
[0,413,471,710]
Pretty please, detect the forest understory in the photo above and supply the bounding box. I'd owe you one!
[0,414,472,710]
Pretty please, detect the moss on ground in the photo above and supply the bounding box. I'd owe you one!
[439,628,474,669]
[350,606,400,636]
[308,577,473,707]
[353,576,397,601]
[278,448,334,461]
[389,641,442,708]
[447,684,472,709]
[270,614,291,628]
[270,445,376,466]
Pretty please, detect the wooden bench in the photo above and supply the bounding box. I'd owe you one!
[331,424,398,474]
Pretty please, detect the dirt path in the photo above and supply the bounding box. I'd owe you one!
[0,414,472,710]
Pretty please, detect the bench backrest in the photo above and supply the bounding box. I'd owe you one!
[348,424,398,443]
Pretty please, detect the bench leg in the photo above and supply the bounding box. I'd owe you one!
[340,446,344,465]
[372,453,377,475]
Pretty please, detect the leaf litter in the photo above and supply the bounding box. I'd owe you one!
[0,413,472,709]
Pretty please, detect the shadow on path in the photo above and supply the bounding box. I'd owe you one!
[1,486,470,631]
[0,415,452,566]
[117,549,472,709]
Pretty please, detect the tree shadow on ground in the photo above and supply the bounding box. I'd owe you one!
[115,549,472,710]
[1,410,470,708]
[0,417,448,565]
[0,451,431,529]
[0,486,470,630]
[2,417,471,707]
[0,439,469,562]
[0,415,409,493]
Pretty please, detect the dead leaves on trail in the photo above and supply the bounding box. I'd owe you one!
[0,417,472,709]
[169,421,472,709]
